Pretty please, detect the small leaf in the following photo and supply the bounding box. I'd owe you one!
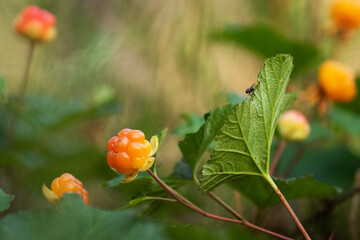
[212,25,320,75]
[0,188,14,212]
[200,54,296,191]
[173,114,205,137]
[228,175,340,209]
[122,192,176,209]
[179,104,235,181]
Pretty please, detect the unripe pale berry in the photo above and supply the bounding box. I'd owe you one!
[318,60,356,102]
[15,5,57,42]
[331,0,360,31]
[278,110,310,142]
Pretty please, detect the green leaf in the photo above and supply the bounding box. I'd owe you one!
[179,104,235,181]
[212,25,320,75]
[228,175,340,209]
[122,192,176,209]
[290,145,360,190]
[103,171,151,187]
[0,194,168,240]
[331,106,360,136]
[200,54,296,191]
[0,188,14,212]
[173,114,205,137]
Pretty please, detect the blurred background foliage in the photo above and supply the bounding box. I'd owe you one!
[1,0,360,239]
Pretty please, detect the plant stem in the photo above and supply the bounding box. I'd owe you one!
[281,144,307,178]
[7,40,36,147]
[269,140,286,176]
[146,169,293,240]
[207,191,244,221]
[267,176,311,240]
[349,169,360,240]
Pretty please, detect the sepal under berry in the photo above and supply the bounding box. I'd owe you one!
[42,184,60,204]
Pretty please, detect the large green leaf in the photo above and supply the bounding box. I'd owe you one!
[0,188,14,212]
[200,54,295,191]
[0,194,168,240]
[179,104,235,181]
[290,145,360,190]
[212,25,320,75]
[228,175,340,209]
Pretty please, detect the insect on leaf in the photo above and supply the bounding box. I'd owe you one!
[200,54,296,191]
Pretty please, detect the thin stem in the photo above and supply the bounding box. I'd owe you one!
[207,191,244,221]
[281,144,307,178]
[18,40,36,104]
[349,169,360,240]
[7,40,36,147]
[149,197,177,202]
[146,169,293,240]
[269,140,286,176]
[267,176,311,240]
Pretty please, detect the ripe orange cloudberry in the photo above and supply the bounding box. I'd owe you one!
[42,173,89,205]
[318,60,357,102]
[107,129,158,183]
[278,110,310,142]
[331,0,360,31]
[15,5,57,42]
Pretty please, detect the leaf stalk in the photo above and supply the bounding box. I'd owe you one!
[266,176,311,240]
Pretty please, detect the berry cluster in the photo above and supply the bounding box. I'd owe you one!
[318,60,356,102]
[107,129,152,174]
[43,173,89,205]
[15,5,57,42]
[331,0,360,31]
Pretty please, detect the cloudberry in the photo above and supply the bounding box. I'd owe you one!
[107,129,158,182]
[331,0,360,31]
[42,173,89,205]
[278,110,310,142]
[15,5,57,42]
[318,60,356,102]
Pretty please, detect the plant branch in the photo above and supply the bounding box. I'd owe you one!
[267,176,311,240]
[207,191,244,221]
[281,144,307,178]
[349,169,360,240]
[269,140,286,176]
[146,169,293,240]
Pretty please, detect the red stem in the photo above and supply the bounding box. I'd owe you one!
[267,177,311,240]
[146,169,293,240]
[269,140,286,176]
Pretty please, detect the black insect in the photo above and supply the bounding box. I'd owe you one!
[245,84,256,95]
